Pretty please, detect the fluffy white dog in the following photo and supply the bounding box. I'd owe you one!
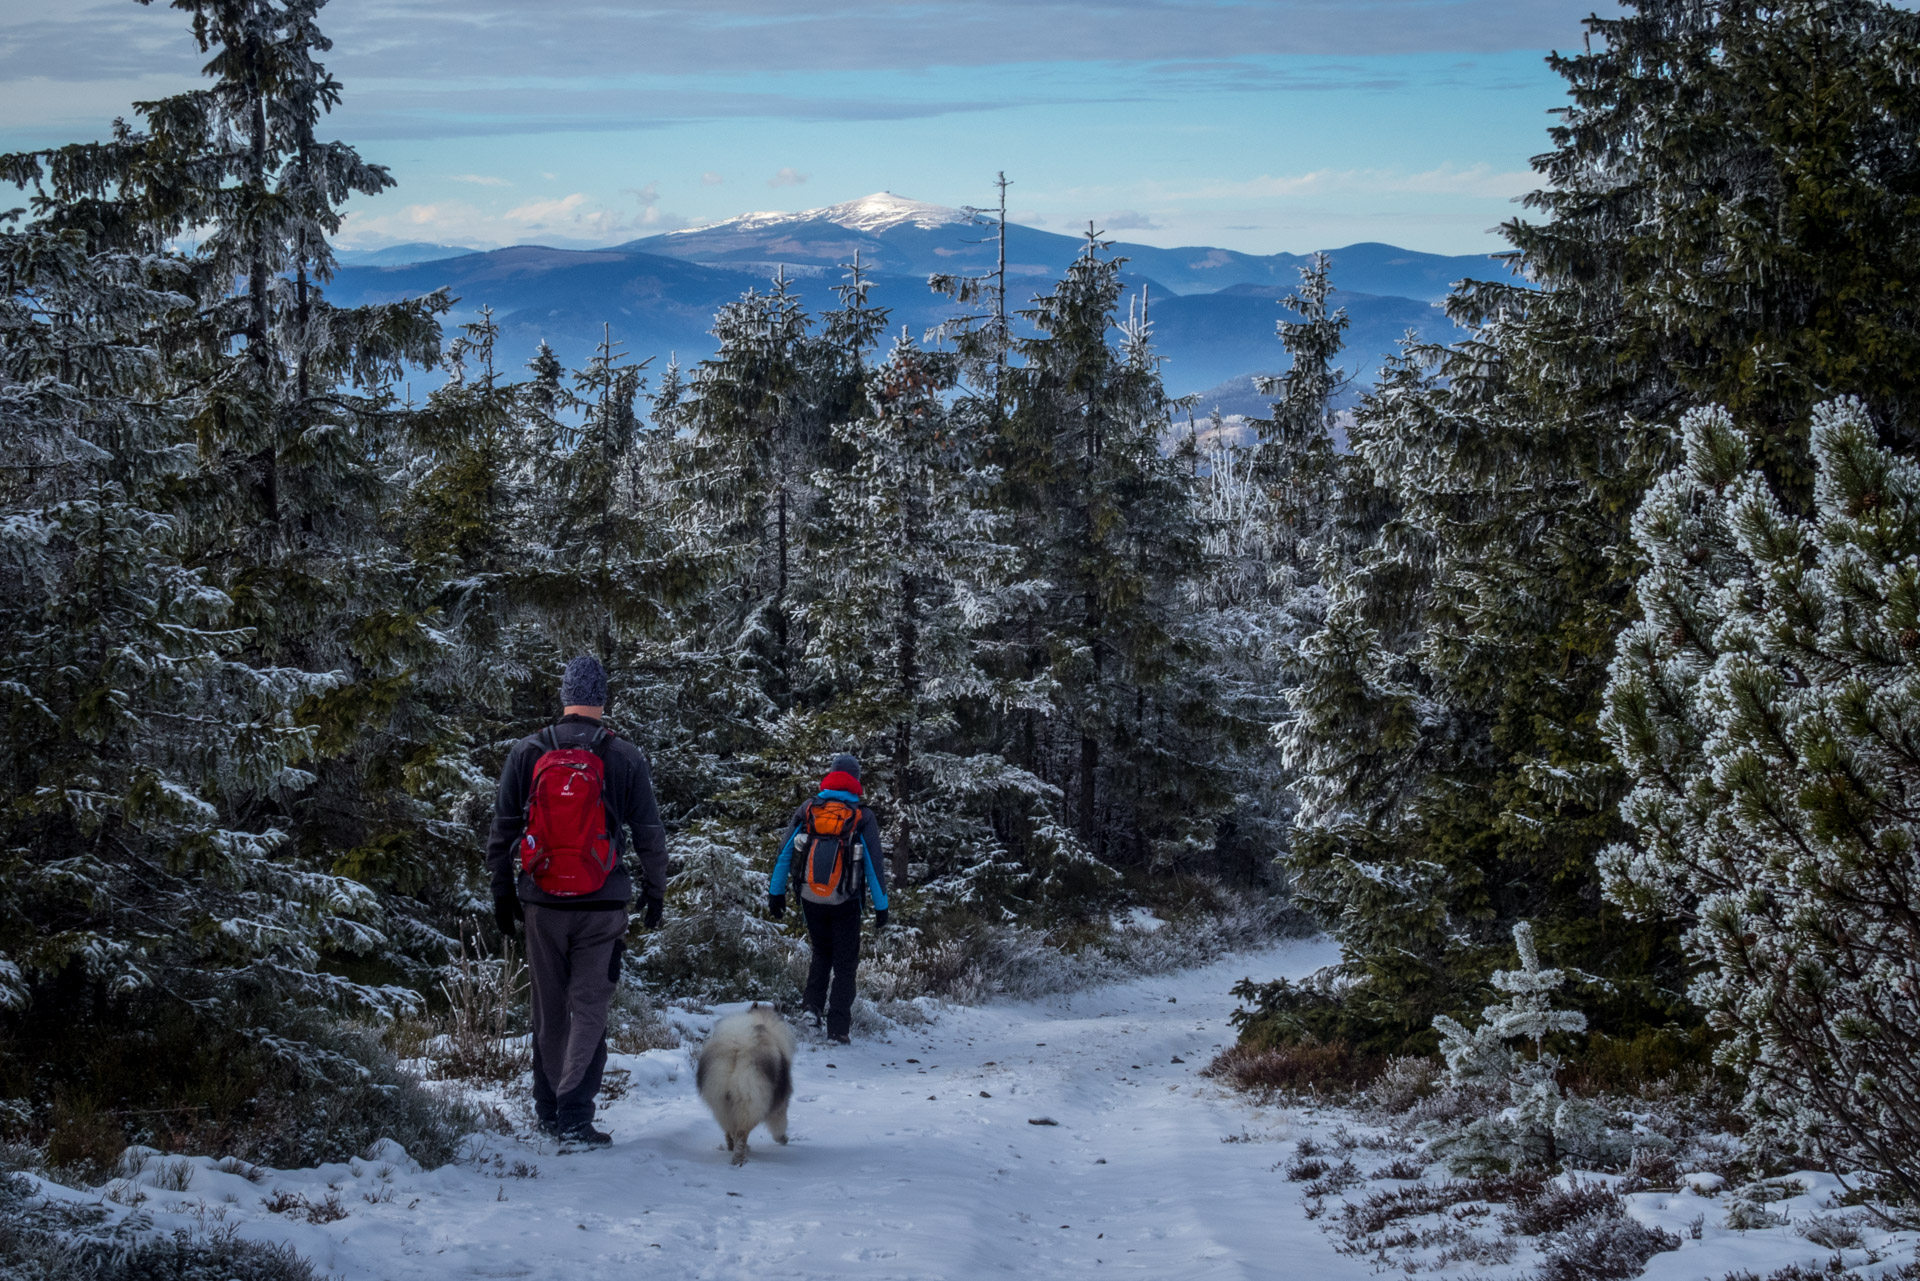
[695,1003,795,1165]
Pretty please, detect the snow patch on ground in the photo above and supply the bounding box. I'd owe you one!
[21,936,1917,1281]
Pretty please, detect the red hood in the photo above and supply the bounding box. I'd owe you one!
[820,770,863,796]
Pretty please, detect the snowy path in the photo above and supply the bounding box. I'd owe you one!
[97,936,1376,1280]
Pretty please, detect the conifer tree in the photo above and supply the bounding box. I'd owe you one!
[1260,0,1920,1047]
[661,273,831,717]
[0,148,420,1101]
[1605,399,1920,1211]
[804,331,1032,898]
[993,232,1219,898]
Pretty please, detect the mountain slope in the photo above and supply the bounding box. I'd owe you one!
[335,242,479,267]
[325,195,1469,395]
[617,193,1504,301]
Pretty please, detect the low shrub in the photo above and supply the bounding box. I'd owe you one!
[1721,1265,1920,1281]
[1494,1176,1682,1281]
[1504,1178,1626,1237]
[1204,1039,1385,1097]
[432,932,530,1083]
[1533,1210,1680,1281]
[1363,1056,1442,1114]
[0,1172,317,1281]
[1,988,468,1183]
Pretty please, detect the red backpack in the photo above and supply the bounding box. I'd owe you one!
[519,727,617,896]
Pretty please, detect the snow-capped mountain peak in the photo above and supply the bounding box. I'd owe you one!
[817,192,971,232]
[671,192,970,238]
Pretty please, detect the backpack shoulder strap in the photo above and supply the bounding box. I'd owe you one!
[536,726,559,754]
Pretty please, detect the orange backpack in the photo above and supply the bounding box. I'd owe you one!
[797,798,864,904]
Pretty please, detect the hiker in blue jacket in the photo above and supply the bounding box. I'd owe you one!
[767,753,888,1044]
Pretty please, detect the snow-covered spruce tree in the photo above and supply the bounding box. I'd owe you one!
[640,270,883,982]
[1251,253,1350,560]
[518,328,687,671]
[1187,257,1359,901]
[1261,0,1920,1051]
[641,826,796,1001]
[0,182,449,1171]
[0,222,368,1014]
[660,271,846,720]
[802,329,1037,907]
[990,232,1223,903]
[1225,267,1443,1046]
[1427,923,1638,1174]
[1603,400,1920,1210]
[0,0,472,1166]
[386,309,545,901]
[113,0,460,971]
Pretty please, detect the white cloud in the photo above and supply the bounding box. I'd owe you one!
[506,192,593,227]
[701,171,725,186]
[1164,162,1534,201]
[339,184,691,249]
[450,173,510,186]
[767,167,809,188]
[1104,209,1161,230]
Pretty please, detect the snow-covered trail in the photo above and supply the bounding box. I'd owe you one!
[96,937,1364,1280]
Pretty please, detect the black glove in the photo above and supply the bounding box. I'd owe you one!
[873,909,889,932]
[493,890,522,937]
[641,892,664,929]
[767,892,786,920]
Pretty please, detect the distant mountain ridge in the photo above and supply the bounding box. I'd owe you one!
[326,193,1505,405]
[335,241,478,267]
[612,192,1497,302]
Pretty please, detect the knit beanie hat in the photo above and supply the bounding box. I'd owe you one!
[559,654,608,708]
[821,752,862,796]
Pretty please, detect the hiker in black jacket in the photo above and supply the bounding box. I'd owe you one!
[486,655,668,1146]
[767,753,889,1044]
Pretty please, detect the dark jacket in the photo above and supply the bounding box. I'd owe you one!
[486,714,668,907]
[768,789,889,910]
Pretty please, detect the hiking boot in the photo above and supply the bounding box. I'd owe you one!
[533,1116,559,1137]
[801,1005,823,1030]
[829,1031,851,1046]
[558,1122,612,1148]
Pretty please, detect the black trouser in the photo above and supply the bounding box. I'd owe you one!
[801,898,862,1038]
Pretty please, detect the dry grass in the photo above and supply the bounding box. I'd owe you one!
[607,981,680,1054]
[1724,1265,1920,1281]
[1205,1039,1385,1097]
[263,1189,348,1224]
[1503,1177,1623,1237]
[434,930,531,1083]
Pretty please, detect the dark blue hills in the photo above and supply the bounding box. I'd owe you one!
[325,193,1504,409]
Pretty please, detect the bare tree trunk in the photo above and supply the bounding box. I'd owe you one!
[1081,585,1102,852]
[1079,731,1099,851]
[891,571,918,885]
[774,484,789,661]
[247,73,277,522]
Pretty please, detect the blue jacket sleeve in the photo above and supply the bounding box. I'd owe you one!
[769,809,804,895]
[859,810,889,910]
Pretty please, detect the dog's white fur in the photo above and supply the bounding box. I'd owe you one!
[695,1004,795,1165]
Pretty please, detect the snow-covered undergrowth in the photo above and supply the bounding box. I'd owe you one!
[1264,1105,1919,1281]
[9,933,1910,1281]
[1214,921,1920,1281]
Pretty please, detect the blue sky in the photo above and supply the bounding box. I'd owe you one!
[0,0,1614,255]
